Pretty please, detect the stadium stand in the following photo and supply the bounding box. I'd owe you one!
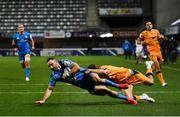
[0,0,87,33]
[0,0,178,56]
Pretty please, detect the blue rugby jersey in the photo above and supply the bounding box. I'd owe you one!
[48,59,88,87]
[12,32,32,54]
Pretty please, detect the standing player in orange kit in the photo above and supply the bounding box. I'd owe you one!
[138,21,167,86]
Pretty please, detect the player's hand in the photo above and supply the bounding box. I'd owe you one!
[62,72,70,79]
[159,34,164,39]
[32,46,35,50]
[62,68,70,79]
[35,100,45,104]
[14,48,18,52]
[101,69,110,75]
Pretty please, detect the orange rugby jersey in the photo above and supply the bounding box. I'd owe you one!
[139,29,161,53]
[100,65,149,85]
[100,65,132,83]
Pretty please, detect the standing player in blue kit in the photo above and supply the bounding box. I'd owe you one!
[12,24,35,81]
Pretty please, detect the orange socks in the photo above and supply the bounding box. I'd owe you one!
[156,71,165,85]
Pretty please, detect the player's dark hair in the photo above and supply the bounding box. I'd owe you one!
[88,64,98,69]
[18,24,24,28]
[46,57,55,63]
[145,21,152,25]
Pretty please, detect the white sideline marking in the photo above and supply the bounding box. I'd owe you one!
[77,49,86,56]
[163,66,180,72]
[126,59,180,72]
[0,83,71,86]
[0,84,47,86]
[0,91,88,94]
[0,91,180,94]
[107,49,117,56]
[137,91,180,94]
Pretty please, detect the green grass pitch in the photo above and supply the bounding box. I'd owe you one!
[0,56,180,116]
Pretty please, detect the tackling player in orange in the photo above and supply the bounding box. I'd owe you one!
[137,21,167,86]
[88,61,155,103]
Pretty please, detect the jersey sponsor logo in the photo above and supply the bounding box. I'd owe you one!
[64,61,72,66]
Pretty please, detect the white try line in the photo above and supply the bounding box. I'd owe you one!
[0,91,180,94]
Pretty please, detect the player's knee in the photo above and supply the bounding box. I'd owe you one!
[25,60,30,67]
[92,75,104,84]
[25,57,30,62]
[25,55,31,61]
[25,56,31,67]
[128,84,133,89]
[146,80,154,85]
[148,81,154,85]
[92,86,108,96]
[97,78,105,84]
[150,78,154,84]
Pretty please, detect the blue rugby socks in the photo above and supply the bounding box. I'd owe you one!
[104,79,128,89]
[116,92,137,105]
[104,79,119,88]
[116,92,128,100]
[25,68,30,78]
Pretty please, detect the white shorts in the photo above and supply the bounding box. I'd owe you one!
[136,50,144,57]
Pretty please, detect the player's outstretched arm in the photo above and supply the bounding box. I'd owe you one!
[88,69,110,75]
[31,38,35,50]
[35,86,54,104]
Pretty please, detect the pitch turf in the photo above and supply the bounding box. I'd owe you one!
[0,56,180,116]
